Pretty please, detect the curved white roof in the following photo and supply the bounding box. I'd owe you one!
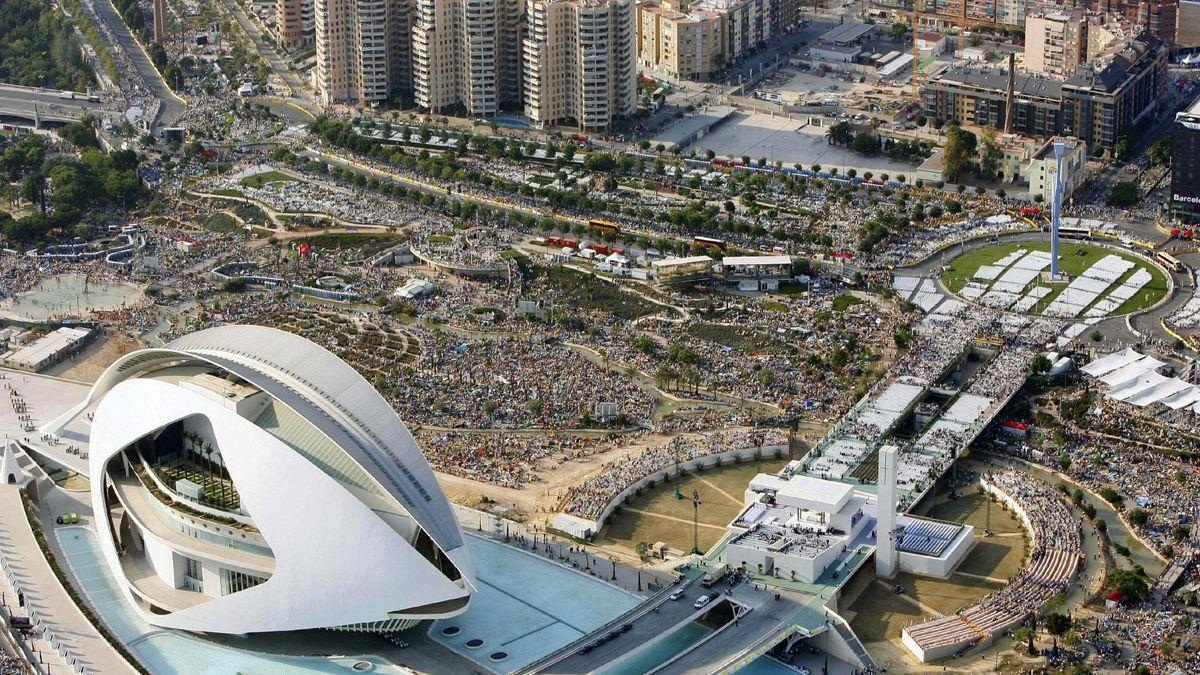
[166,325,463,556]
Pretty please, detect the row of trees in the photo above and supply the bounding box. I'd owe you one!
[0,0,96,91]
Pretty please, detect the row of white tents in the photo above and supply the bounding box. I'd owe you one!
[1081,347,1200,410]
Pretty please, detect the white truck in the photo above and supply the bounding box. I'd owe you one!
[701,562,729,588]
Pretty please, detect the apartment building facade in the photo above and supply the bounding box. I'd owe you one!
[1172,96,1200,224]
[314,0,635,127]
[524,0,637,129]
[636,0,771,80]
[1025,11,1087,77]
[411,0,525,116]
[314,0,413,105]
[279,0,315,49]
[921,33,1167,151]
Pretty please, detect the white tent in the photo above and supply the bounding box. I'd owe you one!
[1080,347,1144,377]
[1100,356,1166,387]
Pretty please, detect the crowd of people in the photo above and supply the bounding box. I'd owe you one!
[198,170,417,227]
[1095,605,1200,673]
[414,430,633,488]
[904,470,1082,658]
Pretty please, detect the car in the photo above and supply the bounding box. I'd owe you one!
[670,589,685,601]
[619,623,632,633]
[694,595,713,609]
[606,630,620,641]
[577,643,594,655]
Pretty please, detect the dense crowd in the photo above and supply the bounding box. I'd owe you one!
[415,431,634,488]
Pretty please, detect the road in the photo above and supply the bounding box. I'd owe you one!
[85,0,184,127]
[1082,92,1193,206]
[219,0,319,114]
[0,85,124,125]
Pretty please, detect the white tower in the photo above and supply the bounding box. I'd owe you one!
[1049,141,1066,280]
[876,445,899,578]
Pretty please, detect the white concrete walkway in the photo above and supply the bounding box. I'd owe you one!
[0,485,136,674]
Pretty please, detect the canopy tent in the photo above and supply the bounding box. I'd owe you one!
[1080,347,1144,377]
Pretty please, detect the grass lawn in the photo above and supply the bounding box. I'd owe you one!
[684,323,778,353]
[201,213,241,234]
[760,300,788,313]
[238,170,296,189]
[470,306,506,323]
[293,232,402,256]
[941,241,1168,316]
[596,457,788,555]
[832,294,863,312]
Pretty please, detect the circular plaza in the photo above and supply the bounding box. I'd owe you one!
[939,241,1169,319]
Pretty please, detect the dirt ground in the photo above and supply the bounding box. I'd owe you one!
[594,457,790,557]
[435,429,681,521]
[45,332,146,382]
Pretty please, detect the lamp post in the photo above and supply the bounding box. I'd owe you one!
[691,490,703,555]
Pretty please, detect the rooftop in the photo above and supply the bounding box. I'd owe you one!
[748,473,855,513]
[820,20,875,46]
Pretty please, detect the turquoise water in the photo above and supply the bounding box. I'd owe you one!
[735,655,804,674]
[598,621,712,675]
[490,117,533,128]
[55,528,396,674]
[431,535,640,673]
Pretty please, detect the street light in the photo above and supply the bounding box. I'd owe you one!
[691,489,703,555]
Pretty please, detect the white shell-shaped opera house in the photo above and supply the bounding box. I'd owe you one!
[47,325,474,634]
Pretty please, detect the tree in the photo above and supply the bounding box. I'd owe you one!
[1044,613,1072,651]
[942,124,976,181]
[826,122,854,147]
[852,131,880,155]
[979,126,1004,179]
[1106,568,1149,603]
[890,22,907,41]
[1011,626,1036,655]
[1098,486,1123,506]
[1127,508,1149,527]
[1113,137,1130,161]
[582,151,617,173]
[1148,138,1172,167]
[1108,181,1139,207]
[58,115,99,148]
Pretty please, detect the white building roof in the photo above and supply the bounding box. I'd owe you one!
[651,255,713,269]
[749,473,855,514]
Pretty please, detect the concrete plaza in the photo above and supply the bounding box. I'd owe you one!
[690,113,917,179]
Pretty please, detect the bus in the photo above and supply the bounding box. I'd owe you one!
[1056,226,1092,240]
[587,218,620,234]
[693,236,726,251]
[1157,251,1184,272]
